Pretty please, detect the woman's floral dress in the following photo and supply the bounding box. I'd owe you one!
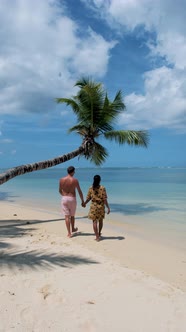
[86,185,107,221]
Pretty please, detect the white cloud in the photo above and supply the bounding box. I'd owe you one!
[122,66,186,131]
[0,0,115,115]
[0,139,13,143]
[82,0,186,131]
[82,0,186,70]
[71,28,117,76]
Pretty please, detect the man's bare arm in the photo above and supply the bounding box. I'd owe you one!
[59,180,63,195]
[76,181,84,203]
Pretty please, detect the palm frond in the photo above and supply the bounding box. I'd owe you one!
[111,90,126,111]
[56,77,149,166]
[75,77,90,88]
[99,91,126,128]
[104,130,149,147]
[75,77,101,90]
[83,142,108,166]
[55,98,80,114]
[68,124,89,136]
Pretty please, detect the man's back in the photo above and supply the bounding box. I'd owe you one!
[59,175,78,197]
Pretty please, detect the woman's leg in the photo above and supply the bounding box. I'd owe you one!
[99,220,103,236]
[93,220,100,241]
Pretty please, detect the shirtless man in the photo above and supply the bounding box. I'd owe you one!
[59,166,84,237]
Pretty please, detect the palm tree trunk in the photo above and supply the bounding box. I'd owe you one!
[0,145,85,185]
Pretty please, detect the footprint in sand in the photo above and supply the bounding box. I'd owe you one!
[39,284,51,300]
[20,306,31,321]
[8,291,15,296]
[159,286,175,297]
[80,319,97,332]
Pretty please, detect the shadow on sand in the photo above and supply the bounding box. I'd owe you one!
[0,217,99,270]
[100,235,125,241]
[110,202,167,215]
[0,250,99,270]
[0,191,19,202]
[72,232,125,241]
[0,218,64,235]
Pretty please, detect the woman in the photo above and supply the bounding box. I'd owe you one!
[83,175,110,241]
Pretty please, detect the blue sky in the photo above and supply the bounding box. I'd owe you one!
[0,0,186,169]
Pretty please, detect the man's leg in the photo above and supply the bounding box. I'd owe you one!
[62,198,71,237]
[70,199,78,232]
[65,215,72,237]
[71,216,78,232]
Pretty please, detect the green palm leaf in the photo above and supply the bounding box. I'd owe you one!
[83,142,108,166]
[104,130,149,147]
[55,98,80,115]
[56,77,149,165]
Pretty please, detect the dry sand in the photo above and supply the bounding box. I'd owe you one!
[0,201,186,332]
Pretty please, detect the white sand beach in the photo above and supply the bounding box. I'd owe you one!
[0,201,186,332]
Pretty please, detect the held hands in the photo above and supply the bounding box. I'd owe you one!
[81,200,110,213]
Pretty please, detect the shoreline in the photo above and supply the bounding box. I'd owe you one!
[1,200,186,291]
[1,200,186,331]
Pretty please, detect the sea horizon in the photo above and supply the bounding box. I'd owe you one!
[1,166,186,170]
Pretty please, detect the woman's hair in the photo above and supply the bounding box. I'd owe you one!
[93,175,101,189]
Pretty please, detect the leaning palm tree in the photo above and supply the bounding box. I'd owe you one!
[0,77,149,185]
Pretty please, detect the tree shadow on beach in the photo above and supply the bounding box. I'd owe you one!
[0,218,100,270]
[110,202,167,215]
[0,215,91,243]
[0,250,99,270]
[0,241,13,249]
[0,218,64,239]
[0,215,91,239]
[0,219,38,239]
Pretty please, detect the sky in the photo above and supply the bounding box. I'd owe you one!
[0,0,186,169]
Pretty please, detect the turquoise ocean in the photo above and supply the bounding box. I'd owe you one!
[1,167,186,250]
